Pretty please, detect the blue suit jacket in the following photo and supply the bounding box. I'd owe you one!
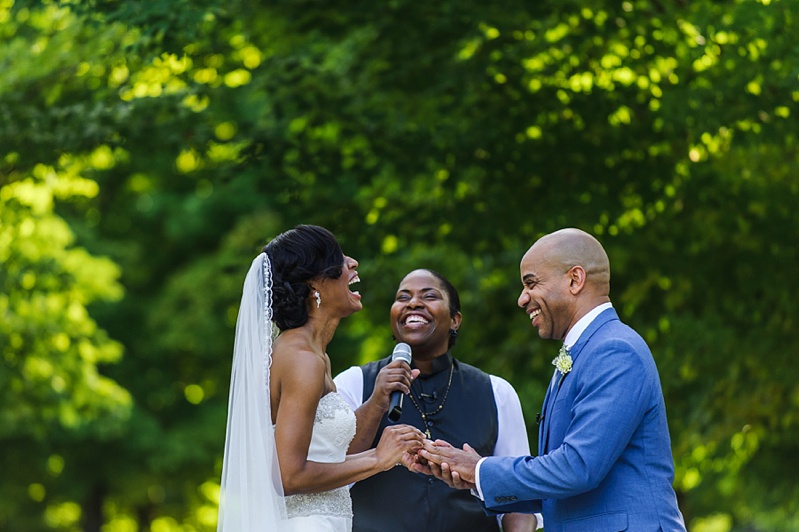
[478,308,685,531]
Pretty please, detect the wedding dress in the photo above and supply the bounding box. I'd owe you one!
[285,391,357,531]
[218,253,357,531]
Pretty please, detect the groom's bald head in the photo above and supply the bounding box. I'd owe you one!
[528,228,610,297]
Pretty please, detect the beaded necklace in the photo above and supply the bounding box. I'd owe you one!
[407,362,455,439]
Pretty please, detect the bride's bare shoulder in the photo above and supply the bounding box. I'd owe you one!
[271,332,325,382]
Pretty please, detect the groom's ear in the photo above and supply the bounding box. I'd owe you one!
[567,265,587,294]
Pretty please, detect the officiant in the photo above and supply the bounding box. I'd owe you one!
[334,269,540,531]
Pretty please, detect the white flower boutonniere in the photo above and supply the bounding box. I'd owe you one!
[552,345,573,380]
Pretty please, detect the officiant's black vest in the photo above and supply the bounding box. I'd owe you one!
[350,354,500,532]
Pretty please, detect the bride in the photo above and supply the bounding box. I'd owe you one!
[218,225,424,531]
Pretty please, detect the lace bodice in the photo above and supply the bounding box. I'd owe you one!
[285,392,356,520]
[305,392,357,463]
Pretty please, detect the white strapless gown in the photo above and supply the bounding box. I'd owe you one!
[285,392,357,532]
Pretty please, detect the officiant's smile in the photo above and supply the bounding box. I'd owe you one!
[391,269,462,371]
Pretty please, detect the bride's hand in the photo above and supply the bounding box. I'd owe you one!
[374,424,425,470]
[402,448,434,475]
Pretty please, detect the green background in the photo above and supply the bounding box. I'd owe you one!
[1,0,797,530]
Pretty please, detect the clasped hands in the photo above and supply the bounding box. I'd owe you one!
[404,438,483,491]
[374,361,482,489]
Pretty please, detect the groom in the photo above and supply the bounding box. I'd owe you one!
[420,228,686,531]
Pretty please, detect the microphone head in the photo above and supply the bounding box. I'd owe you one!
[391,342,412,364]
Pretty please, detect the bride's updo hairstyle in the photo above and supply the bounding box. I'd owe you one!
[264,225,345,331]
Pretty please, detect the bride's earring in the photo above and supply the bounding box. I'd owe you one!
[314,291,321,308]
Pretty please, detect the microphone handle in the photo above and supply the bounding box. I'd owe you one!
[387,391,403,422]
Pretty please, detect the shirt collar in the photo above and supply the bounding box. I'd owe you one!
[411,352,453,375]
[563,302,613,349]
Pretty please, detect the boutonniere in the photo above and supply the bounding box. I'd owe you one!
[552,345,572,384]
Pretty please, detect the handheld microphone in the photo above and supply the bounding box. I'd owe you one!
[387,342,412,422]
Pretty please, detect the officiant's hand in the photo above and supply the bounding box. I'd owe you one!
[369,360,420,413]
[420,439,481,486]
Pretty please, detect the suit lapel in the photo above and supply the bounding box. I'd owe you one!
[541,374,557,454]
[538,371,557,454]
[540,308,620,455]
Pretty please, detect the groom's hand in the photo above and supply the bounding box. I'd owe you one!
[433,459,476,490]
[420,439,481,486]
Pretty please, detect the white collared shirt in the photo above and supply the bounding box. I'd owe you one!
[562,302,613,350]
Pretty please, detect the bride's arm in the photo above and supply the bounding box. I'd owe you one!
[346,361,419,453]
[273,349,422,495]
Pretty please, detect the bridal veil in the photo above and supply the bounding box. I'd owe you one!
[218,253,287,530]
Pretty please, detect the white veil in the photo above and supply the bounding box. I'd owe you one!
[218,252,287,530]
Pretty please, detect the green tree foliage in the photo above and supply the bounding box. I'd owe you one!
[1,0,798,530]
[0,161,131,527]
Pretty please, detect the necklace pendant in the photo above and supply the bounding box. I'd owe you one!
[425,428,431,439]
